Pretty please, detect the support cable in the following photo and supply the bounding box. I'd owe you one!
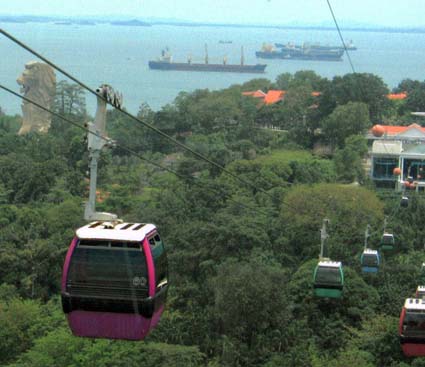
[0,28,290,206]
[0,83,271,217]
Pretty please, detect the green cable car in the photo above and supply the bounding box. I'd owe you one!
[380,233,395,250]
[313,260,344,298]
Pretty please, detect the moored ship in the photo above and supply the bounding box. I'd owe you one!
[275,40,357,51]
[256,43,344,61]
[149,46,267,74]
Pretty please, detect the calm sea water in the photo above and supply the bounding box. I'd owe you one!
[1,22,425,116]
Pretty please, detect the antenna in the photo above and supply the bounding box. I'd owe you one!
[84,84,122,222]
[241,46,245,66]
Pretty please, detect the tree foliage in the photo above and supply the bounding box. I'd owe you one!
[1,71,424,366]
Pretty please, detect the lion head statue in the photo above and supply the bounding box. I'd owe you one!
[17,61,56,135]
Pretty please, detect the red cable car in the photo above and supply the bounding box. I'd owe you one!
[416,286,425,299]
[61,221,168,340]
[399,298,425,356]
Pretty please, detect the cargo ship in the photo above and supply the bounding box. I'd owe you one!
[255,43,344,61]
[275,40,357,51]
[149,46,267,74]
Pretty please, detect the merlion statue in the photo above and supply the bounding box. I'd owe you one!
[16,61,56,135]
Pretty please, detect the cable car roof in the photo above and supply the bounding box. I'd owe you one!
[76,221,157,242]
[363,249,378,255]
[417,286,425,292]
[404,298,425,310]
[318,260,342,268]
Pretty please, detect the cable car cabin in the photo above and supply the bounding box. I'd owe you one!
[313,261,344,298]
[360,249,380,273]
[61,221,168,340]
[400,298,425,356]
[401,196,409,208]
[416,286,425,299]
[380,233,395,250]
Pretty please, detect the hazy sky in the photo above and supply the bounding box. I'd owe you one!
[1,0,425,27]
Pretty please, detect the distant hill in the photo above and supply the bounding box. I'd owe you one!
[1,14,425,34]
[110,19,151,27]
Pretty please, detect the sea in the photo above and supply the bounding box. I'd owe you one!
[1,21,425,116]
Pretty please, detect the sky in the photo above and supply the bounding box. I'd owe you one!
[1,0,425,28]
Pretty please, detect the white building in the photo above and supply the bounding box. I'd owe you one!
[368,124,425,190]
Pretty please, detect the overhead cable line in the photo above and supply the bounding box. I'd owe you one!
[326,0,394,156]
[325,0,356,74]
[0,83,271,217]
[0,28,291,206]
[324,1,407,245]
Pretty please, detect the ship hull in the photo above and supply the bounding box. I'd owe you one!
[255,50,343,61]
[148,61,266,73]
[275,42,356,51]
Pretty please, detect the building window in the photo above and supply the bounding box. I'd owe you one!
[404,160,425,181]
[373,158,398,180]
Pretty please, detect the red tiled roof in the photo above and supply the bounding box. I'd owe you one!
[369,123,425,135]
[264,90,286,105]
[387,92,407,100]
[242,89,321,106]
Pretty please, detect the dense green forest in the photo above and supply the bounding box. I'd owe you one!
[2,71,425,366]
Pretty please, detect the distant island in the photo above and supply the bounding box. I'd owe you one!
[1,15,425,34]
[110,19,151,27]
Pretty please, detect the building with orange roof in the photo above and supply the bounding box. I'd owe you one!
[368,123,425,190]
[242,89,319,106]
[263,90,286,105]
[387,92,407,100]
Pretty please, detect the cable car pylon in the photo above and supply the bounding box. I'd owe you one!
[84,84,120,222]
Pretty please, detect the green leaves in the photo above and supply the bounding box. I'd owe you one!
[321,102,370,150]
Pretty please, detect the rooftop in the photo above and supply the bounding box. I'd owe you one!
[242,89,319,106]
[387,92,407,100]
[76,221,157,242]
[404,298,425,310]
[318,260,342,268]
[368,123,425,140]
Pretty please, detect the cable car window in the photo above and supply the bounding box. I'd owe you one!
[67,239,148,299]
[362,254,379,266]
[110,241,140,249]
[154,234,162,246]
[149,237,156,248]
[403,312,425,336]
[148,234,167,290]
[316,267,341,284]
[78,239,141,250]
